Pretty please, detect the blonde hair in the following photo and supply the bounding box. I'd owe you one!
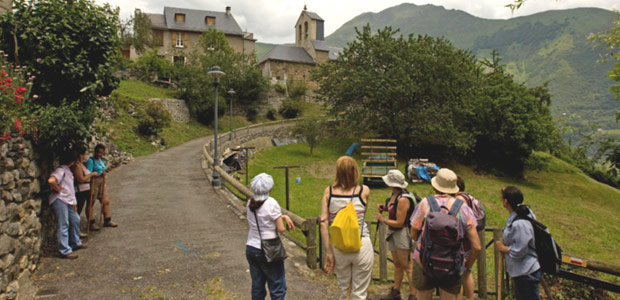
[334,156,359,189]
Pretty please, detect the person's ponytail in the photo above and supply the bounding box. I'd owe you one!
[248,197,266,212]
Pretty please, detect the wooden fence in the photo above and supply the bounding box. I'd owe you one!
[202,118,319,269]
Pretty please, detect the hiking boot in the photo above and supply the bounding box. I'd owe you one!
[380,287,401,300]
[73,244,88,251]
[408,295,417,300]
[79,231,88,239]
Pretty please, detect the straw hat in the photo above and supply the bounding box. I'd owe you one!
[250,173,274,201]
[431,168,459,194]
[382,170,408,189]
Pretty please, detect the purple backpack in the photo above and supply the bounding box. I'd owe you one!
[419,196,466,280]
[458,193,486,231]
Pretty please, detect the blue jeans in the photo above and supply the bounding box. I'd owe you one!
[513,269,541,300]
[246,245,286,300]
[51,199,82,255]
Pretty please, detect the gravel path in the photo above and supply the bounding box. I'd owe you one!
[32,135,338,299]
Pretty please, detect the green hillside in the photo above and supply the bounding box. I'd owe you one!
[325,4,620,130]
[255,42,276,61]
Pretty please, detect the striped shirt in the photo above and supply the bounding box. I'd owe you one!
[328,185,370,237]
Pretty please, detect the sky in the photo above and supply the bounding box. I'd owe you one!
[96,0,620,44]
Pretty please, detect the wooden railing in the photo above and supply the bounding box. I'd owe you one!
[202,118,319,269]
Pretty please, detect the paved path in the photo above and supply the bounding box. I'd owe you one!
[32,136,338,299]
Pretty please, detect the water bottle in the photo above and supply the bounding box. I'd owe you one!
[296,176,301,184]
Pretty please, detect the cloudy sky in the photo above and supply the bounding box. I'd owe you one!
[96,0,619,44]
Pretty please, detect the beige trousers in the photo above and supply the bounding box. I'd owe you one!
[332,236,374,300]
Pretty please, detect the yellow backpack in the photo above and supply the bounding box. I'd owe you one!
[330,201,362,253]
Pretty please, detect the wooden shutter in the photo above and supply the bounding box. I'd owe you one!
[182,33,188,47]
[171,32,177,46]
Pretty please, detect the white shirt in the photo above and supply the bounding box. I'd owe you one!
[246,197,282,249]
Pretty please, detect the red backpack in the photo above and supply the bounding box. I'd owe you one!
[419,196,466,280]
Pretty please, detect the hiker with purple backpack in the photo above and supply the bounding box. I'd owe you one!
[409,168,481,300]
[455,176,486,300]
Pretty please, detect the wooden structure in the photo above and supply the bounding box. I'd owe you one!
[360,139,397,185]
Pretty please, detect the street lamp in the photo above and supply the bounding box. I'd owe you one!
[208,66,225,187]
[227,89,236,140]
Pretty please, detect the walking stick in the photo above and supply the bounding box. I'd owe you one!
[372,220,381,248]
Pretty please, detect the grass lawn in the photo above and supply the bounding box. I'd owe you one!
[241,137,620,289]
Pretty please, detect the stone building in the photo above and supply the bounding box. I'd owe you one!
[130,6,256,62]
[0,0,10,13]
[258,7,341,82]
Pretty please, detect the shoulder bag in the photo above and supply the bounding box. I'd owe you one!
[253,210,287,263]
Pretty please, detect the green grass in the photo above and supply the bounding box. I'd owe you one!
[246,139,620,268]
[110,80,179,102]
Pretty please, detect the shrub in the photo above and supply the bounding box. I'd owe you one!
[266,108,277,120]
[135,101,172,136]
[279,99,303,119]
[0,52,33,138]
[287,80,306,99]
[135,49,174,82]
[245,105,258,122]
[274,83,286,93]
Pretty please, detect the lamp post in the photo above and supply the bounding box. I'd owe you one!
[208,66,225,187]
[227,89,236,140]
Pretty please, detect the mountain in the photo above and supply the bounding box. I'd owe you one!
[325,4,620,130]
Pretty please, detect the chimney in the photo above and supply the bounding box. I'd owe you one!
[135,8,141,15]
[226,6,231,16]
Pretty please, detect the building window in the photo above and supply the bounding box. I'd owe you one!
[176,33,183,47]
[205,16,215,25]
[175,13,185,23]
[304,21,308,39]
[298,25,302,42]
[173,56,185,64]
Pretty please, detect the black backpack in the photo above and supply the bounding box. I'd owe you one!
[512,205,562,275]
[384,191,420,229]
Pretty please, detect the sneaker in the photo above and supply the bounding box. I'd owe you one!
[79,231,88,238]
[408,295,416,300]
[380,287,401,300]
[73,244,88,251]
[60,252,78,259]
[103,220,118,228]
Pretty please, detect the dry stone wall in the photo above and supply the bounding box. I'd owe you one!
[148,98,190,123]
[0,134,42,299]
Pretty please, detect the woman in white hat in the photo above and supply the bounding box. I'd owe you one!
[245,173,295,300]
[376,169,417,300]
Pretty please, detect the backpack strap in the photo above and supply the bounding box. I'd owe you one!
[448,198,464,216]
[427,195,439,212]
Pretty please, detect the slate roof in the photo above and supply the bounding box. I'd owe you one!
[311,40,342,60]
[304,11,324,21]
[148,7,244,36]
[258,45,316,65]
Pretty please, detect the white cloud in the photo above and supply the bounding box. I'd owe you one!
[96,0,619,44]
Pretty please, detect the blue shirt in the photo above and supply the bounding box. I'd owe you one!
[503,210,540,277]
[86,157,106,174]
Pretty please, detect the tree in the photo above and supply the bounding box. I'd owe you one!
[291,116,326,156]
[0,0,121,153]
[311,25,481,153]
[132,10,153,54]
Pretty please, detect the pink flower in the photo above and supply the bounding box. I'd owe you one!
[14,87,26,95]
[32,94,38,99]
[36,58,42,63]
[0,132,10,141]
[15,100,21,105]
[14,119,21,131]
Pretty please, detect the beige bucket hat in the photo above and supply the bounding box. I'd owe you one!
[382,169,408,189]
[431,168,459,194]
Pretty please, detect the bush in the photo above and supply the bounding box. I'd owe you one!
[245,105,258,122]
[274,83,286,93]
[266,108,277,120]
[135,101,172,136]
[279,99,303,119]
[287,80,306,99]
[135,49,174,82]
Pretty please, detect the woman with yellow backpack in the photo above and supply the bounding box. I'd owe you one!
[319,156,373,300]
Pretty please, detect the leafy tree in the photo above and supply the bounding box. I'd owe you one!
[136,101,171,136]
[311,25,480,153]
[0,0,121,153]
[132,10,153,54]
[291,116,326,156]
[176,29,267,125]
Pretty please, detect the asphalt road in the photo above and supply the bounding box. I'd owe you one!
[32,136,337,299]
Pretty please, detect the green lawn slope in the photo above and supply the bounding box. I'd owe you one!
[247,138,620,266]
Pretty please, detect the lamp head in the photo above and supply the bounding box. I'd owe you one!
[227,89,236,96]
[207,66,225,82]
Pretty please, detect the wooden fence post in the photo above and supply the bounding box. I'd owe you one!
[494,229,504,300]
[378,221,388,282]
[478,229,487,299]
[305,217,318,269]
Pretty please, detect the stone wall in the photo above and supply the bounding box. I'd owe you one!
[0,134,42,299]
[148,98,190,123]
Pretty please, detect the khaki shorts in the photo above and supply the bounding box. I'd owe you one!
[91,177,105,200]
[387,227,412,251]
[412,261,462,294]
